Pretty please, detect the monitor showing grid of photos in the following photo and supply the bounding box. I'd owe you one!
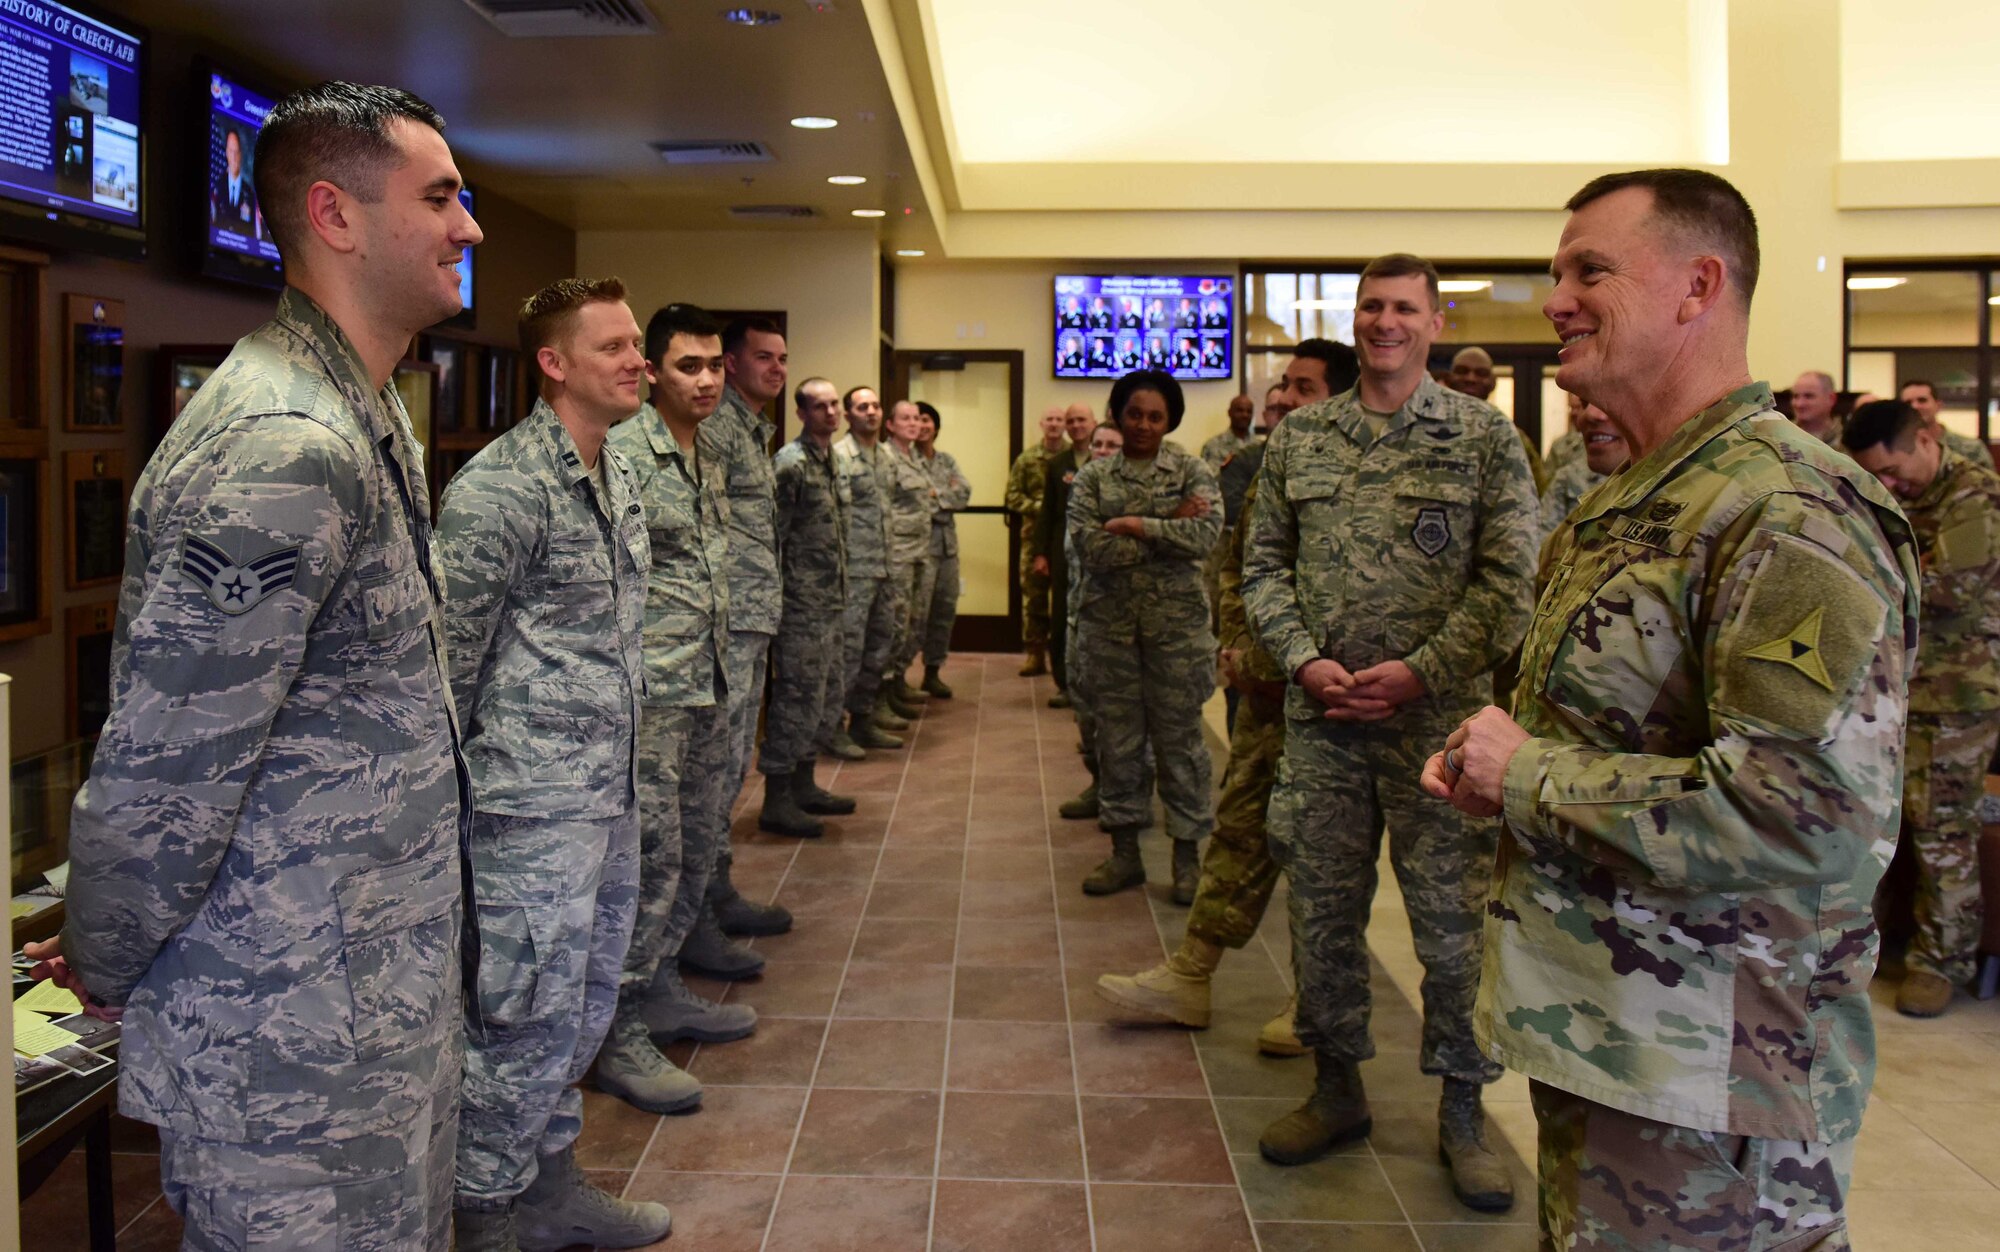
[1054,275,1234,381]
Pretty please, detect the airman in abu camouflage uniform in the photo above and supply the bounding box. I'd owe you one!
[1006,406,1068,676]
[1842,399,2000,1018]
[1069,371,1224,902]
[37,86,476,1252]
[911,404,972,697]
[758,377,856,836]
[1429,171,1918,1251]
[882,400,939,716]
[1535,402,1626,548]
[1243,255,1535,1210]
[592,305,754,1125]
[832,386,909,753]
[439,282,669,1251]
[702,317,795,937]
[1097,341,1356,1056]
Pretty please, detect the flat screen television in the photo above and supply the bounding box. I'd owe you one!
[0,0,146,260]
[196,60,282,288]
[1054,274,1234,381]
[439,184,475,328]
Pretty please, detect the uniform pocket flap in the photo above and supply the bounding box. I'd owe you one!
[1394,482,1474,505]
[334,854,456,940]
[1285,473,1340,503]
[361,564,431,641]
[644,611,707,636]
[548,547,613,583]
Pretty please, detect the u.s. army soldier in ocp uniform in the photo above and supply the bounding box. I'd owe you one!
[831,385,910,753]
[439,280,667,1251]
[700,317,796,937]
[1428,170,1919,1252]
[1842,398,2000,1019]
[757,377,858,836]
[33,84,480,1252]
[593,303,757,1120]
[1006,406,1069,677]
[1244,254,1536,1211]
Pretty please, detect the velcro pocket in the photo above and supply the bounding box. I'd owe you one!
[334,854,458,1062]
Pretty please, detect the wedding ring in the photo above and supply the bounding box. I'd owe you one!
[1445,749,1462,775]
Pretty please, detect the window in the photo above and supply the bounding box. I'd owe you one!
[1844,265,1994,443]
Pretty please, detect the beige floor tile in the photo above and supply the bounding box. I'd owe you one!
[1882,1100,2000,1188]
[1851,1100,1996,1192]
[1846,1189,2000,1247]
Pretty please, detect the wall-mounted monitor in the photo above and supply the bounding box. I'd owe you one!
[442,184,475,327]
[196,59,281,289]
[0,0,147,260]
[1054,274,1233,381]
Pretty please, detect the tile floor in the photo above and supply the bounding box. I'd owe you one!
[20,652,2000,1249]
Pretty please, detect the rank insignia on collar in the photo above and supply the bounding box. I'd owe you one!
[181,534,301,615]
[1412,506,1451,557]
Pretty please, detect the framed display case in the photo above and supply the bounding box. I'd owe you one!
[0,244,48,443]
[63,447,127,590]
[9,739,91,896]
[154,342,232,442]
[64,599,117,741]
[481,346,520,431]
[0,451,49,643]
[63,294,125,433]
[420,335,469,433]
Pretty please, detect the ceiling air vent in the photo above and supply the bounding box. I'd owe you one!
[729,205,816,221]
[461,0,659,37]
[654,141,774,165]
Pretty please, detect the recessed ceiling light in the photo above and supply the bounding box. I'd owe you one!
[790,116,838,130]
[1437,280,1493,294]
[895,249,926,257]
[721,8,782,25]
[851,209,886,218]
[1845,276,1907,290]
[1989,295,2000,306]
[827,175,867,186]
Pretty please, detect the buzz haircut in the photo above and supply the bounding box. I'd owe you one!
[1358,254,1441,311]
[254,82,447,268]
[842,385,877,413]
[723,315,784,357]
[519,276,627,364]
[644,303,721,368]
[1899,378,1939,399]
[1292,337,1360,394]
[1565,168,1761,308]
[1842,399,1924,455]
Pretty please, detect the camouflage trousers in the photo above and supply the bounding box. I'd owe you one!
[917,546,962,666]
[1187,690,1285,948]
[891,556,931,673]
[1532,1079,1855,1251]
[620,702,733,1010]
[1268,708,1501,1083]
[1018,519,1051,647]
[161,1079,456,1251]
[759,601,846,775]
[829,572,902,737]
[1903,709,1999,984]
[458,808,639,1204]
[712,628,772,890]
[1072,608,1215,841]
[1068,641,1150,793]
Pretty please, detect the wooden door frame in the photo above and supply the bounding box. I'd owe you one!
[888,349,1025,653]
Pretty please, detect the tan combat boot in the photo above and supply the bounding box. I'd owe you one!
[1019,646,1048,677]
[1259,1052,1370,1165]
[1896,970,1954,1017]
[1095,935,1222,1027]
[1438,1078,1514,1212]
[1258,995,1309,1057]
[1081,827,1146,895]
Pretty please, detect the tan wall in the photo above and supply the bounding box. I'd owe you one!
[575,229,883,413]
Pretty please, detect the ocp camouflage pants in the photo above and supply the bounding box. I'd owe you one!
[621,701,733,1010]
[1073,606,1215,841]
[1187,690,1284,949]
[891,557,930,673]
[1268,707,1500,1083]
[161,1080,456,1251]
[760,601,845,775]
[1532,1080,1854,1251]
[1903,709,1999,984]
[1018,519,1051,647]
[922,546,961,666]
[459,808,640,1203]
[830,573,901,737]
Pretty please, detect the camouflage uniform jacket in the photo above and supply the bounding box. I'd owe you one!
[1939,425,1990,468]
[66,287,468,1162]
[439,399,649,818]
[833,433,890,581]
[1030,445,1091,562]
[1005,442,1058,532]
[1201,427,1259,473]
[611,404,731,707]
[1216,441,1266,528]
[1902,446,2000,714]
[774,434,851,611]
[1069,443,1223,626]
[1537,455,1610,547]
[1544,428,1586,478]
[925,448,972,558]
[1241,376,1539,714]
[1486,384,1920,1142]
[881,441,936,564]
[702,384,780,634]
[1218,474,1285,688]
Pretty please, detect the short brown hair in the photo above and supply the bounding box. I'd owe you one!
[1358,253,1440,310]
[254,82,447,267]
[519,276,629,373]
[1565,168,1760,307]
